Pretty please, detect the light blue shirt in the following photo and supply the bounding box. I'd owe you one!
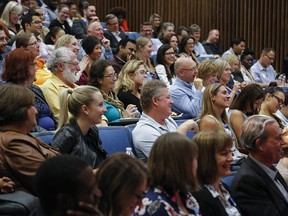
[132,113,178,162]
[194,41,216,60]
[170,77,202,119]
[251,61,276,83]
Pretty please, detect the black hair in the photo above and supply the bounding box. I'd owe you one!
[21,10,40,31]
[156,44,175,80]
[230,37,245,47]
[114,38,136,54]
[82,36,100,55]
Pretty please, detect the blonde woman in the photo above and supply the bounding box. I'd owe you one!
[225,54,245,85]
[197,59,219,91]
[0,1,22,36]
[51,85,108,168]
[135,37,159,80]
[115,60,147,113]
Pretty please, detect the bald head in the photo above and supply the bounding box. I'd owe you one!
[87,21,104,40]
[175,56,198,83]
[207,29,220,43]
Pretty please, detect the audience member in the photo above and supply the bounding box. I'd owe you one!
[199,83,243,164]
[104,14,127,52]
[2,48,57,131]
[115,59,147,113]
[176,25,189,42]
[21,0,34,15]
[163,33,179,55]
[0,1,22,37]
[193,130,242,216]
[149,13,161,38]
[111,38,136,74]
[251,48,277,87]
[51,86,108,168]
[44,26,65,48]
[33,155,103,216]
[215,58,241,104]
[132,79,198,162]
[155,44,176,87]
[225,54,243,83]
[72,3,96,39]
[276,92,288,126]
[231,115,288,216]
[135,132,200,215]
[228,84,264,144]
[189,24,218,61]
[222,37,245,59]
[41,47,80,119]
[277,133,288,185]
[15,33,51,85]
[259,86,285,128]
[135,37,158,79]
[88,60,138,123]
[158,22,175,43]
[0,24,9,81]
[139,22,162,56]
[0,83,59,194]
[109,7,129,32]
[240,48,255,83]
[96,153,148,216]
[41,0,58,26]
[170,56,202,118]
[178,35,199,66]
[65,1,79,27]
[196,59,219,91]
[49,4,72,35]
[202,29,222,55]
[21,10,50,61]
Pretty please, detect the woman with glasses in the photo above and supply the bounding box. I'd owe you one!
[2,48,57,131]
[135,132,200,216]
[88,60,140,123]
[178,35,199,66]
[49,4,72,35]
[259,86,285,128]
[0,1,22,37]
[155,44,176,88]
[96,153,148,216]
[115,60,147,113]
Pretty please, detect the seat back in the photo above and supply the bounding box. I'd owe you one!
[98,126,133,155]
[125,32,141,40]
[221,171,238,188]
[31,131,55,145]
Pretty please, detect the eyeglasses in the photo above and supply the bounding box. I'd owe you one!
[265,54,275,61]
[63,61,79,66]
[164,52,175,55]
[31,20,42,24]
[141,29,153,32]
[181,67,197,72]
[103,73,118,79]
[27,41,40,46]
[0,37,7,42]
[107,22,118,26]
[272,94,284,106]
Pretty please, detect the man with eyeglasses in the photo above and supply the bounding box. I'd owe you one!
[170,56,203,119]
[104,14,127,53]
[41,47,80,120]
[251,48,279,88]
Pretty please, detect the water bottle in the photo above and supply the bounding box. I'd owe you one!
[126,147,135,157]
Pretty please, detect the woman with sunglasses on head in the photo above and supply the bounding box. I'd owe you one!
[88,60,139,123]
[115,59,147,113]
[259,86,285,128]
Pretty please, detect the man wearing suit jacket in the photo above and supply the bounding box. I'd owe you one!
[104,14,127,53]
[231,115,288,216]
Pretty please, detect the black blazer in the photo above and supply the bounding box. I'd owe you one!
[193,185,242,216]
[104,30,127,53]
[231,156,288,216]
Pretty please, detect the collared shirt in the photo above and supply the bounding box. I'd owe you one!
[170,77,202,118]
[40,74,77,120]
[222,48,240,59]
[276,110,288,127]
[132,113,178,162]
[112,31,122,42]
[151,38,163,56]
[250,155,288,203]
[205,184,241,216]
[251,61,276,83]
[194,41,215,60]
[240,65,255,84]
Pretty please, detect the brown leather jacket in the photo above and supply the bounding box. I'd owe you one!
[0,130,59,194]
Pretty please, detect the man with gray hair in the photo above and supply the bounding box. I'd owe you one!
[231,115,288,216]
[132,79,198,162]
[41,47,80,119]
[170,56,203,119]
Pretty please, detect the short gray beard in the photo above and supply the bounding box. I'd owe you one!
[62,66,79,84]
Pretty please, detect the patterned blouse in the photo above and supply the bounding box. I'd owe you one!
[134,187,200,216]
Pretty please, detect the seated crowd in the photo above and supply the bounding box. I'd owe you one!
[1,1,288,216]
